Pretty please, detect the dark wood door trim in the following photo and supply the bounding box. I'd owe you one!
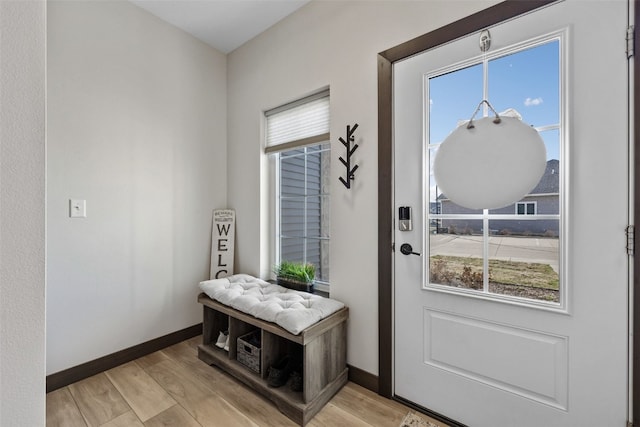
[377,0,569,400]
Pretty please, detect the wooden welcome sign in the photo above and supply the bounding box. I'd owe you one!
[210,209,235,279]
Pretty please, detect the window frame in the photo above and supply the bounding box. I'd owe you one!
[265,90,331,293]
[423,31,568,312]
[516,201,537,215]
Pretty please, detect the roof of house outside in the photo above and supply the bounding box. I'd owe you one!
[529,159,559,194]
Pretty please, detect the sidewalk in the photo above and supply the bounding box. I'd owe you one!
[429,234,559,273]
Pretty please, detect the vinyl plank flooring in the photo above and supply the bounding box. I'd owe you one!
[200,370,297,426]
[199,373,298,427]
[185,394,260,427]
[67,373,130,427]
[105,361,176,422]
[161,343,297,426]
[145,359,214,405]
[46,387,87,427]
[144,404,201,427]
[161,341,198,366]
[100,410,144,427]
[329,382,406,427]
[145,359,260,427]
[135,350,171,371]
[46,336,443,427]
[344,382,410,413]
[308,403,372,427]
[160,341,229,390]
[185,335,201,350]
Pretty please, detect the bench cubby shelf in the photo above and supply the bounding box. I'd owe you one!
[197,293,349,426]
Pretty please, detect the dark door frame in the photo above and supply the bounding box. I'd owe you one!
[377,0,640,424]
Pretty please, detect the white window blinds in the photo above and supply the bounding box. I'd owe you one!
[265,91,330,154]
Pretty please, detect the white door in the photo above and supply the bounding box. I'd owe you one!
[394,1,631,426]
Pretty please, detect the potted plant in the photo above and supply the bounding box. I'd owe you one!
[273,261,316,292]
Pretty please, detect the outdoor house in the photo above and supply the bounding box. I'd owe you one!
[438,159,560,236]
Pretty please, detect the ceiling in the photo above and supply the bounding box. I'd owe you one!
[130,0,312,54]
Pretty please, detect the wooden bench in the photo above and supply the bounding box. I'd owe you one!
[197,293,349,425]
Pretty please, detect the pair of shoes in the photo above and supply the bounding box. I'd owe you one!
[267,355,293,388]
[215,330,229,352]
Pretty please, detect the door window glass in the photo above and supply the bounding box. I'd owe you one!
[278,144,331,284]
[427,38,562,305]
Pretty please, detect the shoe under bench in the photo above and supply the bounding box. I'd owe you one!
[197,293,349,426]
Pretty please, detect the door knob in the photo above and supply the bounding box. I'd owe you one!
[400,243,421,256]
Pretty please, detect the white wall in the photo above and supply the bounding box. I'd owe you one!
[0,1,46,425]
[47,0,227,374]
[227,0,499,376]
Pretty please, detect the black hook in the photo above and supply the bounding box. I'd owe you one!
[339,123,359,189]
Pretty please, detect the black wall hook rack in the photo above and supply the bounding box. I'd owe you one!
[338,123,359,189]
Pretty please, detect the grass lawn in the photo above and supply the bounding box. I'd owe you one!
[430,255,559,290]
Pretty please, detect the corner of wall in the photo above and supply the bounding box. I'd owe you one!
[0,1,47,425]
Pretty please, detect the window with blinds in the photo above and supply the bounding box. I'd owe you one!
[266,91,330,286]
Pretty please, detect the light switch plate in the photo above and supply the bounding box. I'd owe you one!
[69,199,86,218]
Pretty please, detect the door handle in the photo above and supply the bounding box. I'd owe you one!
[400,243,421,256]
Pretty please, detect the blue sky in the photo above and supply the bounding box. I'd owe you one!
[429,39,560,160]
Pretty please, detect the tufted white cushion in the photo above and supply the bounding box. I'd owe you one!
[199,274,345,335]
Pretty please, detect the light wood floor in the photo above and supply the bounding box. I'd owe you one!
[46,336,446,427]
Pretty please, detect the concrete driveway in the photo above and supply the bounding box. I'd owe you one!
[429,234,559,273]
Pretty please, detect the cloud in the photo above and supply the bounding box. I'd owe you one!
[524,97,543,107]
